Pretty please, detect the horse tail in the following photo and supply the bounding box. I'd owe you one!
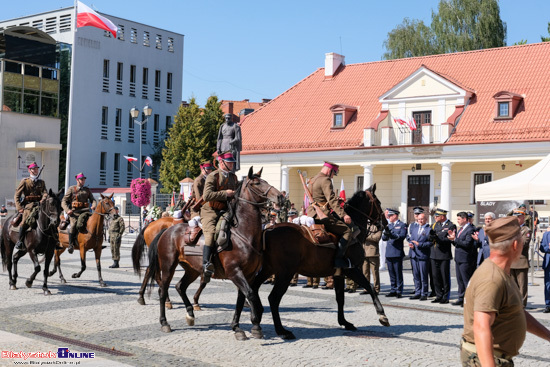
[131,222,150,276]
[147,228,168,292]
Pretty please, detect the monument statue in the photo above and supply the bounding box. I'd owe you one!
[217,114,242,171]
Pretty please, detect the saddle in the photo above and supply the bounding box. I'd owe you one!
[183,226,203,246]
[299,224,337,248]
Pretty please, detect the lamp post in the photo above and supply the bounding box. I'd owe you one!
[130,105,152,232]
[130,104,153,178]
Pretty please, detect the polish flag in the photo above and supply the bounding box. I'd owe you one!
[144,156,153,167]
[339,179,346,207]
[170,191,175,207]
[77,1,118,38]
[124,156,138,162]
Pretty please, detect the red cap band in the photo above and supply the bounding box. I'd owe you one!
[323,162,339,171]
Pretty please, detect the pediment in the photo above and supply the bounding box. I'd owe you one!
[379,66,470,102]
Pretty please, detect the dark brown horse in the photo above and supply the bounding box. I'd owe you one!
[49,194,116,287]
[231,184,390,339]
[1,189,63,294]
[138,167,283,339]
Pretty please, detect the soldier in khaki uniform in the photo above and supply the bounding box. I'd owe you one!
[189,161,213,221]
[108,207,125,268]
[200,151,238,283]
[361,223,383,295]
[14,162,48,250]
[510,208,531,307]
[307,161,354,275]
[61,173,97,254]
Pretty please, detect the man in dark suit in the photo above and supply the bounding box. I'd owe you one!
[473,212,495,267]
[539,228,550,313]
[449,211,477,306]
[382,208,407,298]
[408,212,431,300]
[429,208,456,304]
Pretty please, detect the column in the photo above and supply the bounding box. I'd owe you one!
[361,164,375,190]
[440,162,453,210]
[281,165,289,193]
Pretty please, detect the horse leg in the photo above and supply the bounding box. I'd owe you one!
[174,264,200,326]
[230,290,249,341]
[137,266,151,305]
[158,263,176,333]
[268,272,296,339]
[228,268,263,340]
[192,277,208,311]
[25,249,41,289]
[54,250,67,284]
[346,268,390,327]
[72,250,86,279]
[42,247,54,295]
[11,249,26,290]
[334,275,356,331]
[94,248,107,287]
[6,244,16,290]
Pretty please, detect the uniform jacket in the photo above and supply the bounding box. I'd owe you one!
[408,223,432,261]
[430,219,456,261]
[382,219,407,258]
[14,178,47,211]
[476,227,491,266]
[363,224,383,257]
[61,185,96,213]
[407,222,418,258]
[306,172,346,219]
[453,223,477,264]
[511,225,531,269]
[108,215,125,239]
[539,231,550,270]
[191,174,207,217]
[201,169,238,221]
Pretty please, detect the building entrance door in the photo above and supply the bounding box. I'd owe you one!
[407,175,430,224]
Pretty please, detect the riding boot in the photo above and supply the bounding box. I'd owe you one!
[14,223,28,251]
[109,260,119,268]
[68,232,76,254]
[334,237,351,277]
[202,245,215,283]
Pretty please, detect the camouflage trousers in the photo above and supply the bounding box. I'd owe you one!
[110,236,121,261]
[460,339,514,366]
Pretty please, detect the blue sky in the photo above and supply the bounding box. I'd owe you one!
[4,1,550,106]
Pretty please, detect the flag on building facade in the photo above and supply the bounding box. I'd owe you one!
[124,156,138,162]
[144,156,153,166]
[76,1,118,38]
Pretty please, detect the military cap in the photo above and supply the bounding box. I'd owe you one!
[467,212,475,219]
[518,203,527,209]
[485,216,520,243]
[323,161,339,174]
[387,208,400,215]
[434,208,448,216]
[200,161,213,170]
[27,162,39,169]
[288,209,298,216]
[512,209,526,216]
[218,151,236,162]
[1,204,5,207]
[413,206,424,214]
[114,206,119,211]
[75,172,87,179]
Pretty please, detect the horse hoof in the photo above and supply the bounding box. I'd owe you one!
[161,325,172,333]
[234,331,248,341]
[251,329,264,339]
[100,282,107,287]
[25,280,32,288]
[186,314,195,326]
[137,298,146,306]
[60,278,67,284]
[48,272,55,277]
[344,323,357,331]
[71,273,78,278]
[193,304,201,311]
[9,285,17,290]
[166,302,173,310]
[379,315,390,327]
[44,290,52,296]
[279,331,296,340]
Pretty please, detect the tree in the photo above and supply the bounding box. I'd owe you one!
[383,0,506,59]
[158,96,223,193]
[542,22,550,42]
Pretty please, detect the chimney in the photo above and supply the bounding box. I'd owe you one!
[325,52,345,79]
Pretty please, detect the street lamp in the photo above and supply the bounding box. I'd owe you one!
[130,104,153,178]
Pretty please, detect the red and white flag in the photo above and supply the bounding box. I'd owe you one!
[170,191,175,207]
[339,179,346,207]
[77,1,118,38]
[144,156,153,167]
[124,156,138,162]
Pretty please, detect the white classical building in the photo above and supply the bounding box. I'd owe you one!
[0,7,183,200]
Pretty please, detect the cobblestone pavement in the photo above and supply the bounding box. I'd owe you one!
[1,233,550,366]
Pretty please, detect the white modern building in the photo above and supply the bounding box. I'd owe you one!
[0,7,183,199]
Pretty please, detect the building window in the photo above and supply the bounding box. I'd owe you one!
[59,14,72,33]
[45,17,57,34]
[114,153,120,171]
[155,34,162,49]
[117,25,124,40]
[153,114,160,143]
[167,37,174,52]
[155,70,161,88]
[117,62,123,81]
[130,65,136,83]
[412,111,431,144]
[128,112,135,143]
[100,152,107,170]
[498,102,509,117]
[101,106,108,139]
[142,68,148,85]
[166,116,172,131]
[130,28,137,43]
[142,67,149,99]
[333,113,343,128]
[167,72,173,90]
[143,31,150,46]
[115,108,122,141]
[103,59,110,78]
[473,173,492,203]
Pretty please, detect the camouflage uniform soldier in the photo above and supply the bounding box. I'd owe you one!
[201,151,238,283]
[108,207,125,268]
[61,173,97,254]
[14,162,48,251]
[277,191,291,224]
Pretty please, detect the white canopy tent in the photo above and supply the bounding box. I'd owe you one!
[476,153,550,201]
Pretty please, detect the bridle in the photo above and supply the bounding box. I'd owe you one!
[344,190,385,224]
[237,176,277,207]
[37,196,60,238]
[94,199,116,218]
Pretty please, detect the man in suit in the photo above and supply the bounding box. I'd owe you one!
[408,212,431,300]
[382,208,407,298]
[429,208,456,304]
[539,228,550,313]
[449,211,477,307]
[473,212,495,267]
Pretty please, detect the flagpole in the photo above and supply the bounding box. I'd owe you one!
[64,0,78,191]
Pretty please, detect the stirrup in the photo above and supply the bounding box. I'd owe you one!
[14,241,26,251]
[67,244,74,254]
[203,262,214,283]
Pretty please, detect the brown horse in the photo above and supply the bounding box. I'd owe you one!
[1,189,63,294]
[48,193,116,287]
[138,167,283,339]
[231,185,390,339]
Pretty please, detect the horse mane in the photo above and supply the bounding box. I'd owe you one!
[345,190,375,244]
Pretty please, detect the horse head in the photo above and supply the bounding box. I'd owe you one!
[98,193,116,217]
[41,189,62,229]
[240,166,284,208]
[345,183,386,241]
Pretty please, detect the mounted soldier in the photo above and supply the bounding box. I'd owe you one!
[188,161,214,227]
[200,151,238,283]
[307,161,355,276]
[61,173,97,254]
[14,162,48,251]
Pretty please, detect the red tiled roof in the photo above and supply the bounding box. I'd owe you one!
[241,43,550,153]
[220,99,267,120]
